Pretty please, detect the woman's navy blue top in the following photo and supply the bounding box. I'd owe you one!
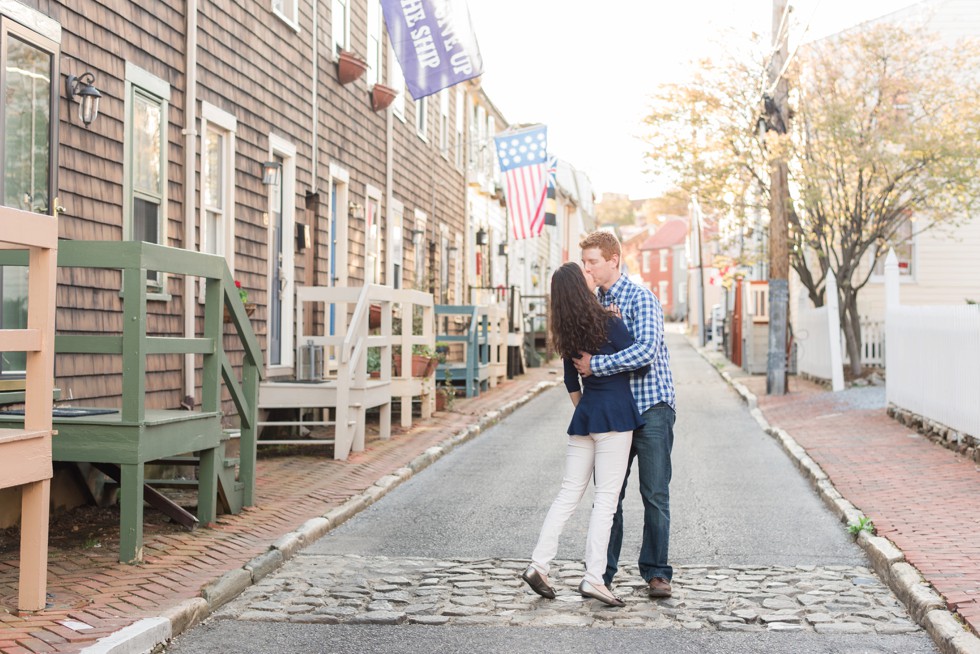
[563,316,645,436]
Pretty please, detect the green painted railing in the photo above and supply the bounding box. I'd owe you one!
[0,241,263,507]
[434,304,490,398]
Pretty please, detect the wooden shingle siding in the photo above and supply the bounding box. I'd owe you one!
[10,0,475,413]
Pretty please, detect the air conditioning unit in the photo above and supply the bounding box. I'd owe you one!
[297,340,324,381]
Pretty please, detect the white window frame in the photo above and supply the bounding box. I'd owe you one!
[476,105,487,180]
[331,0,350,58]
[272,0,300,32]
[200,102,237,275]
[454,87,465,170]
[388,198,404,289]
[413,209,427,288]
[659,280,669,307]
[453,233,462,303]
[415,96,428,141]
[266,133,297,373]
[388,42,405,120]
[659,249,668,272]
[870,217,917,282]
[364,184,382,284]
[366,0,382,86]
[439,224,450,298]
[123,62,170,297]
[439,89,449,157]
[642,251,651,273]
[486,115,495,179]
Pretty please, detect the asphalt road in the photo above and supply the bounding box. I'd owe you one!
[166,332,937,653]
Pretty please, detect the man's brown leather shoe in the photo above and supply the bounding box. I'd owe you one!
[648,577,672,598]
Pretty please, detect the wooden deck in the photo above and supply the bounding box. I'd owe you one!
[0,204,57,611]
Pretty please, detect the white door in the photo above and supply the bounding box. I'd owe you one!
[268,135,296,371]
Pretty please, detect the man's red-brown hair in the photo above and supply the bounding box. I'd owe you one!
[579,231,622,262]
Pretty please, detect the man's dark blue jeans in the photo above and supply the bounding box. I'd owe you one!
[603,402,675,586]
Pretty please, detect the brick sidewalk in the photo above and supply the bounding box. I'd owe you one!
[729,369,980,636]
[0,364,561,654]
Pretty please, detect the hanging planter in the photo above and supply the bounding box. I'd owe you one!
[370,83,398,112]
[224,302,257,323]
[337,50,367,85]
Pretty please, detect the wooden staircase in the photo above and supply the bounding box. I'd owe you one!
[0,241,262,563]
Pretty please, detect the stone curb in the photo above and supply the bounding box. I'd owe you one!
[695,342,980,654]
[86,377,561,654]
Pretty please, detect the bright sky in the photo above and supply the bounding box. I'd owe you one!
[466,0,920,200]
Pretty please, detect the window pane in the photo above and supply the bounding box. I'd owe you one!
[134,95,162,195]
[204,210,219,256]
[3,36,51,213]
[204,129,223,210]
[389,45,405,116]
[134,196,159,245]
[0,267,28,373]
[332,0,347,53]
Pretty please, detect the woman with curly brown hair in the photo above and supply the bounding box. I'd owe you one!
[520,261,643,608]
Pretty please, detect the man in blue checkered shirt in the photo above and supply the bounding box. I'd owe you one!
[573,230,676,599]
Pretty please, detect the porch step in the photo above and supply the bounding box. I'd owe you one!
[257,439,336,446]
[151,456,238,469]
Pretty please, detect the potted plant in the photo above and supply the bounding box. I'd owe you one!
[436,367,455,411]
[371,83,398,112]
[225,280,256,322]
[393,344,439,377]
[337,50,368,85]
[367,348,381,378]
[413,344,440,377]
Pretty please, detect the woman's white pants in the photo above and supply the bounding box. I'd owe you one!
[530,430,633,587]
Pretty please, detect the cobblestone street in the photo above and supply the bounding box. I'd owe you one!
[166,333,940,653]
[218,555,921,635]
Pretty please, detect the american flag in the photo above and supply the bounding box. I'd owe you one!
[494,125,548,240]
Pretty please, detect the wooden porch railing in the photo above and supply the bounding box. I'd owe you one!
[435,305,490,397]
[0,204,57,611]
[258,285,435,460]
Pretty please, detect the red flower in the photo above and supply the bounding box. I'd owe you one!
[235,280,242,288]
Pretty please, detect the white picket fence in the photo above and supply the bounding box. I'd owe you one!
[885,251,980,440]
[887,312,979,441]
[845,318,885,368]
[795,271,845,390]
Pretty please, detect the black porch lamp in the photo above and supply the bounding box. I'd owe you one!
[476,227,488,245]
[65,71,102,127]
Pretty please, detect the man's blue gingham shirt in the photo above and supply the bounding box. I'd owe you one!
[592,275,675,413]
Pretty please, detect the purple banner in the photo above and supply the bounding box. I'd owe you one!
[380,0,484,100]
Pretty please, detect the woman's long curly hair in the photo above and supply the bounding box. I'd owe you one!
[550,262,609,359]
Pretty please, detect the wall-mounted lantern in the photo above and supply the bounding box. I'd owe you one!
[261,161,282,186]
[65,71,102,127]
[348,201,364,220]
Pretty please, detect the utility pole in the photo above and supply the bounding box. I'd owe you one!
[766,0,791,395]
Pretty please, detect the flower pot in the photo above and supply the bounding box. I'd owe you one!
[224,302,257,323]
[393,354,438,377]
[337,50,367,85]
[370,83,398,111]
